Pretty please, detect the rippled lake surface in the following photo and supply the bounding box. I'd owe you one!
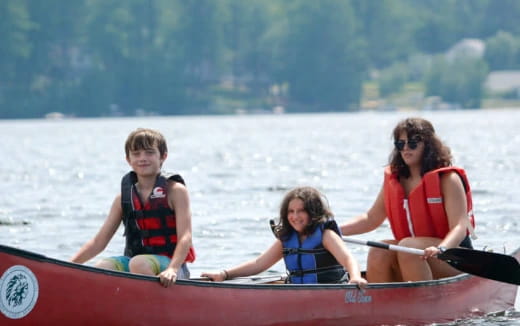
[1,109,519,325]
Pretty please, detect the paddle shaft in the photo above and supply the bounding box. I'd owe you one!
[343,237,425,256]
[191,275,285,284]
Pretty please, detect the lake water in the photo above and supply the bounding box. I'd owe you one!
[1,109,519,325]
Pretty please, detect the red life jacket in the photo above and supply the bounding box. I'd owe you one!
[383,166,476,241]
[121,171,195,262]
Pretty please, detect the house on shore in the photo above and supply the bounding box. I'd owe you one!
[485,70,520,97]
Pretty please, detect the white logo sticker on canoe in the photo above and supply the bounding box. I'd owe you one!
[0,265,39,319]
[345,290,372,303]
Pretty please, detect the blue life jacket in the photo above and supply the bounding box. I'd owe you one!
[282,220,346,284]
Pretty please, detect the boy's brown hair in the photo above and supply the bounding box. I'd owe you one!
[124,128,168,158]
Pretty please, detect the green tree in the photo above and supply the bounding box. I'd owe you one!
[410,0,487,53]
[412,5,457,53]
[175,0,225,84]
[484,31,520,70]
[84,0,157,116]
[0,0,33,80]
[425,56,488,108]
[378,63,408,97]
[82,0,191,116]
[4,0,520,119]
[352,0,416,69]
[0,0,34,118]
[23,0,88,117]
[221,0,276,94]
[481,0,520,37]
[281,1,366,111]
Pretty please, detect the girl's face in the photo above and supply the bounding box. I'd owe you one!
[396,131,424,168]
[126,147,166,177]
[287,198,310,233]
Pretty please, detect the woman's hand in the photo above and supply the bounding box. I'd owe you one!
[422,246,442,260]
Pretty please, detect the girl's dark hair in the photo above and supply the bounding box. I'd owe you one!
[389,117,452,178]
[125,128,168,158]
[273,187,333,240]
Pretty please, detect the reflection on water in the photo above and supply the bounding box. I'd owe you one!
[1,109,519,325]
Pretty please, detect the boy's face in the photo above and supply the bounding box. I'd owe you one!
[126,147,167,177]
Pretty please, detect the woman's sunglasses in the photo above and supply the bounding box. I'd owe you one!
[394,139,421,151]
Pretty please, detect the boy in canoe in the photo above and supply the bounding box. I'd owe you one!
[202,186,367,287]
[71,128,195,287]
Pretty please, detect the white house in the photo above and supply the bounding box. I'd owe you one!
[485,70,520,93]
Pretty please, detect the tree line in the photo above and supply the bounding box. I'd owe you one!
[1,0,520,119]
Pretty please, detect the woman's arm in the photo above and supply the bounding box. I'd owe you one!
[423,172,470,258]
[438,171,470,248]
[340,185,387,236]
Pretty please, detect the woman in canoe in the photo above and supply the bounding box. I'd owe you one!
[202,186,367,287]
[340,117,475,282]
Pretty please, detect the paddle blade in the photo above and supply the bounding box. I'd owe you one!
[438,248,520,285]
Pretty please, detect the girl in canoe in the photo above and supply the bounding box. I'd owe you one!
[340,117,475,282]
[202,186,367,286]
[70,128,195,288]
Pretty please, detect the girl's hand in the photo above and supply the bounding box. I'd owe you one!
[200,270,227,282]
[348,276,368,289]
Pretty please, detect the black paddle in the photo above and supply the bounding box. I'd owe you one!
[343,237,520,285]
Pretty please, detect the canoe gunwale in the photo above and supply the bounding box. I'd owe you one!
[1,243,513,290]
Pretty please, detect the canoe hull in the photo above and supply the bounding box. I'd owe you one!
[0,245,518,326]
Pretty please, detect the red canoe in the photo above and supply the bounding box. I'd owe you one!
[0,244,518,326]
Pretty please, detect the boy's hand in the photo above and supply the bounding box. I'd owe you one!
[159,267,177,287]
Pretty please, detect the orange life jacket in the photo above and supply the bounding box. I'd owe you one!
[383,166,475,241]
